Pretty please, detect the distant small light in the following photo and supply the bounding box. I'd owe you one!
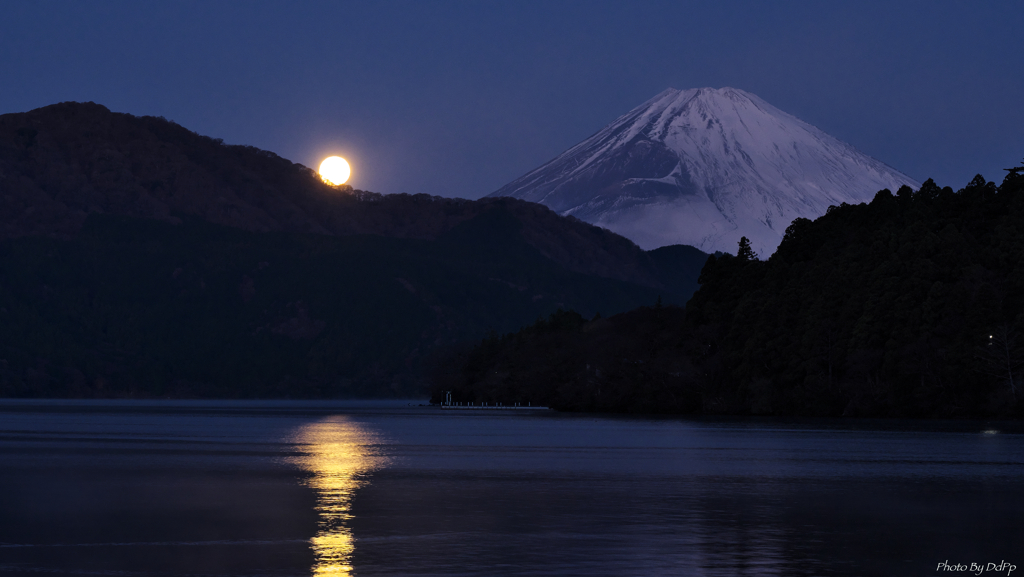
[982,429,998,435]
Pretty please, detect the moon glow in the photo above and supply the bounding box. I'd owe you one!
[319,156,351,186]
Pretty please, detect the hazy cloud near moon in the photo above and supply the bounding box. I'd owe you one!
[0,1,1021,198]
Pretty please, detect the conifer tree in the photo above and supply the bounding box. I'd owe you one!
[737,236,757,261]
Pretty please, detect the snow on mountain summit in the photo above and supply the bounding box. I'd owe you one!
[489,87,919,256]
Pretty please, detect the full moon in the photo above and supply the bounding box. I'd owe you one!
[319,156,351,186]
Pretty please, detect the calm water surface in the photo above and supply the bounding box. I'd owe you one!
[0,400,1021,576]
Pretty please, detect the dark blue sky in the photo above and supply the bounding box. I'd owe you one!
[2,1,1021,199]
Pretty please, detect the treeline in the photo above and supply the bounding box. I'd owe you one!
[431,305,702,413]
[433,164,1024,418]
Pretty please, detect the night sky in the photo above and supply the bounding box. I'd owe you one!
[2,0,1021,199]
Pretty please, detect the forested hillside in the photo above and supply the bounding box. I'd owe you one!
[0,212,672,398]
[436,165,1024,418]
[0,101,710,399]
[0,102,697,291]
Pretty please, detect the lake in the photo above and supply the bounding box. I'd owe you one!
[0,400,1021,576]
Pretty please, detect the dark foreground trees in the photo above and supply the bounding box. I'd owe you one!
[435,164,1024,418]
[431,306,701,413]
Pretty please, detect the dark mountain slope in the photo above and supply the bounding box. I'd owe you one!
[688,174,1024,417]
[0,101,710,398]
[0,101,704,292]
[0,212,667,398]
[438,168,1024,418]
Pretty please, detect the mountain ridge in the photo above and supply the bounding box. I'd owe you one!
[0,101,717,398]
[0,100,714,398]
[491,87,920,256]
[0,101,704,292]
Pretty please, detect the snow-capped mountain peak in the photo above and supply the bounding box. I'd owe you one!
[490,87,919,256]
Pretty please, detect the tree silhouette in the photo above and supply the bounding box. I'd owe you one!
[737,236,757,261]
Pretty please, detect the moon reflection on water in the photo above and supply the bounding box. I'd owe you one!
[291,417,388,576]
